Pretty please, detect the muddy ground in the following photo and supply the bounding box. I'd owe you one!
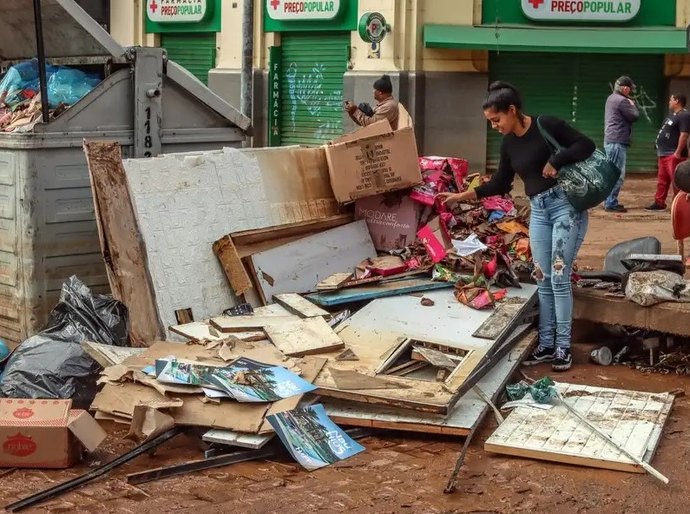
[1,177,688,514]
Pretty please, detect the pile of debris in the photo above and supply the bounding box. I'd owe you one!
[0,59,100,132]
[0,120,679,510]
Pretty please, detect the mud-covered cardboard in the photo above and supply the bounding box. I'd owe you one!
[325,123,422,204]
[0,398,106,469]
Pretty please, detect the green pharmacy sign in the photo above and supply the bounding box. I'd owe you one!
[521,0,641,22]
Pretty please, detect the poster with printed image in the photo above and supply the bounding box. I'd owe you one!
[267,404,365,471]
[155,357,316,402]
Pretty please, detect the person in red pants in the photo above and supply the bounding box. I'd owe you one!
[647,94,690,211]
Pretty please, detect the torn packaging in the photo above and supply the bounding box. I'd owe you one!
[355,193,422,252]
[91,343,326,433]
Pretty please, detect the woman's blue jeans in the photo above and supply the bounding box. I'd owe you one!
[529,186,588,349]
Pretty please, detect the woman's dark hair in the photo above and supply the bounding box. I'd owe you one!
[482,81,523,113]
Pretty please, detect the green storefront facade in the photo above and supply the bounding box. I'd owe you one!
[266,1,358,147]
[426,0,687,173]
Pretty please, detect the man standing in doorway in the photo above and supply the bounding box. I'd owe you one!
[603,76,640,213]
[646,94,690,211]
[345,75,400,130]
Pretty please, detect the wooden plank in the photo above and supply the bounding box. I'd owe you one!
[317,273,354,291]
[574,287,690,337]
[411,346,458,370]
[231,214,354,247]
[273,293,329,318]
[263,317,344,357]
[324,328,535,435]
[213,235,253,296]
[329,369,411,390]
[473,299,527,340]
[306,278,454,307]
[249,221,377,300]
[209,315,298,333]
[81,342,147,368]
[484,383,675,473]
[84,141,165,346]
[169,321,265,342]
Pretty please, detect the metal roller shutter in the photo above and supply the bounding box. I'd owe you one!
[488,52,664,173]
[280,32,349,146]
[161,33,217,85]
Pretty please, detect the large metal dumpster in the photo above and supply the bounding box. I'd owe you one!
[0,0,250,343]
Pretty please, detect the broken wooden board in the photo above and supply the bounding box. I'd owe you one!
[317,273,354,291]
[485,383,675,473]
[202,430,274,450]
[169,321,265,342]
[273,293,329,318]
[411,346,458,370]
[324,327,535,435]
[329,368,412,390]
[84,141,165,345]
[574,287,690,337]
[306,278,454,307]
[232,214,354,248]
[209,315,298,333]
[81,342,147,368]
[249,220,376,300]
[473,299,528,340]
[263,317,344,357]
[314,286,538,414]
[213,235,253,296]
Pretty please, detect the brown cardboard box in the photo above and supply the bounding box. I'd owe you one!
[331,119,392,145]
[0,399,106,469]
[355,193,422,252]
[325,124,422,204]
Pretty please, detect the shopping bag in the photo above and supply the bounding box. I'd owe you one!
[537,117,621,212]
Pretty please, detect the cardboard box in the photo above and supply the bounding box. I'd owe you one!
[331,119,392,145]
[325,125,422,204]
[0,399,106,469]
[417,217,453,264]
[355,193,422,252]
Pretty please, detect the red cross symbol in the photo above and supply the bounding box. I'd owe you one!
[150,0,159,13]
[270,0,280,10]
[528,0,544,7]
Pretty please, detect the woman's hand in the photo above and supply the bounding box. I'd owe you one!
[437,190,477,207]
[542,162,558,179]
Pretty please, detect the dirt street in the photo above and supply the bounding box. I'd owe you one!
[1,176,688,514]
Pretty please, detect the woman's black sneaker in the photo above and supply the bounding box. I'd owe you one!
[645,203,665,211]
[552,347,572,371]
[527,344,556,363]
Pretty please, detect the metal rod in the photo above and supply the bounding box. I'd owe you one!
[32,0,50,124]
[127,427,374,486]
[444,421,480,494]
[5,428,183,512]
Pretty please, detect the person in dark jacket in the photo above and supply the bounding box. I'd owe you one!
[603,76,640,213]
[439,81,595,371]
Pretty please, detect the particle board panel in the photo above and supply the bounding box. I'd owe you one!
[485,383,674,473]
[213,235,253,296]
[263,317,344,357]
[324,327,535,435]
[473,299,529,340]
[249,220,377,299]
[169,321,265,342]
[273,293,329,318]
[209,315,299,333]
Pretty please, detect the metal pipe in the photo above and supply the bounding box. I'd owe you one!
[240,0,254,121]
[32,0,50,124]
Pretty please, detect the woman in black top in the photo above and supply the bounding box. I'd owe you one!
[439,82,595,371]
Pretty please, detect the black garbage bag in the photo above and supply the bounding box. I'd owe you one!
[0,276,129,408]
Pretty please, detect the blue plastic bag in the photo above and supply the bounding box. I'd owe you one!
[46,68,101,108]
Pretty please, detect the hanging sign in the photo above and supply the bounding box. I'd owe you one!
[266,0,342,21]
[358,12,389,44]
[268,47,282,147]
[521,0,640,22]
[147,0,208,23]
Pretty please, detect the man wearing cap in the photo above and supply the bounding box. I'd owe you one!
[344,75,399,130]
[603,76,640,213]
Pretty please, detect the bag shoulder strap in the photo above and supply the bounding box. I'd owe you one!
[536,116,563,152]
